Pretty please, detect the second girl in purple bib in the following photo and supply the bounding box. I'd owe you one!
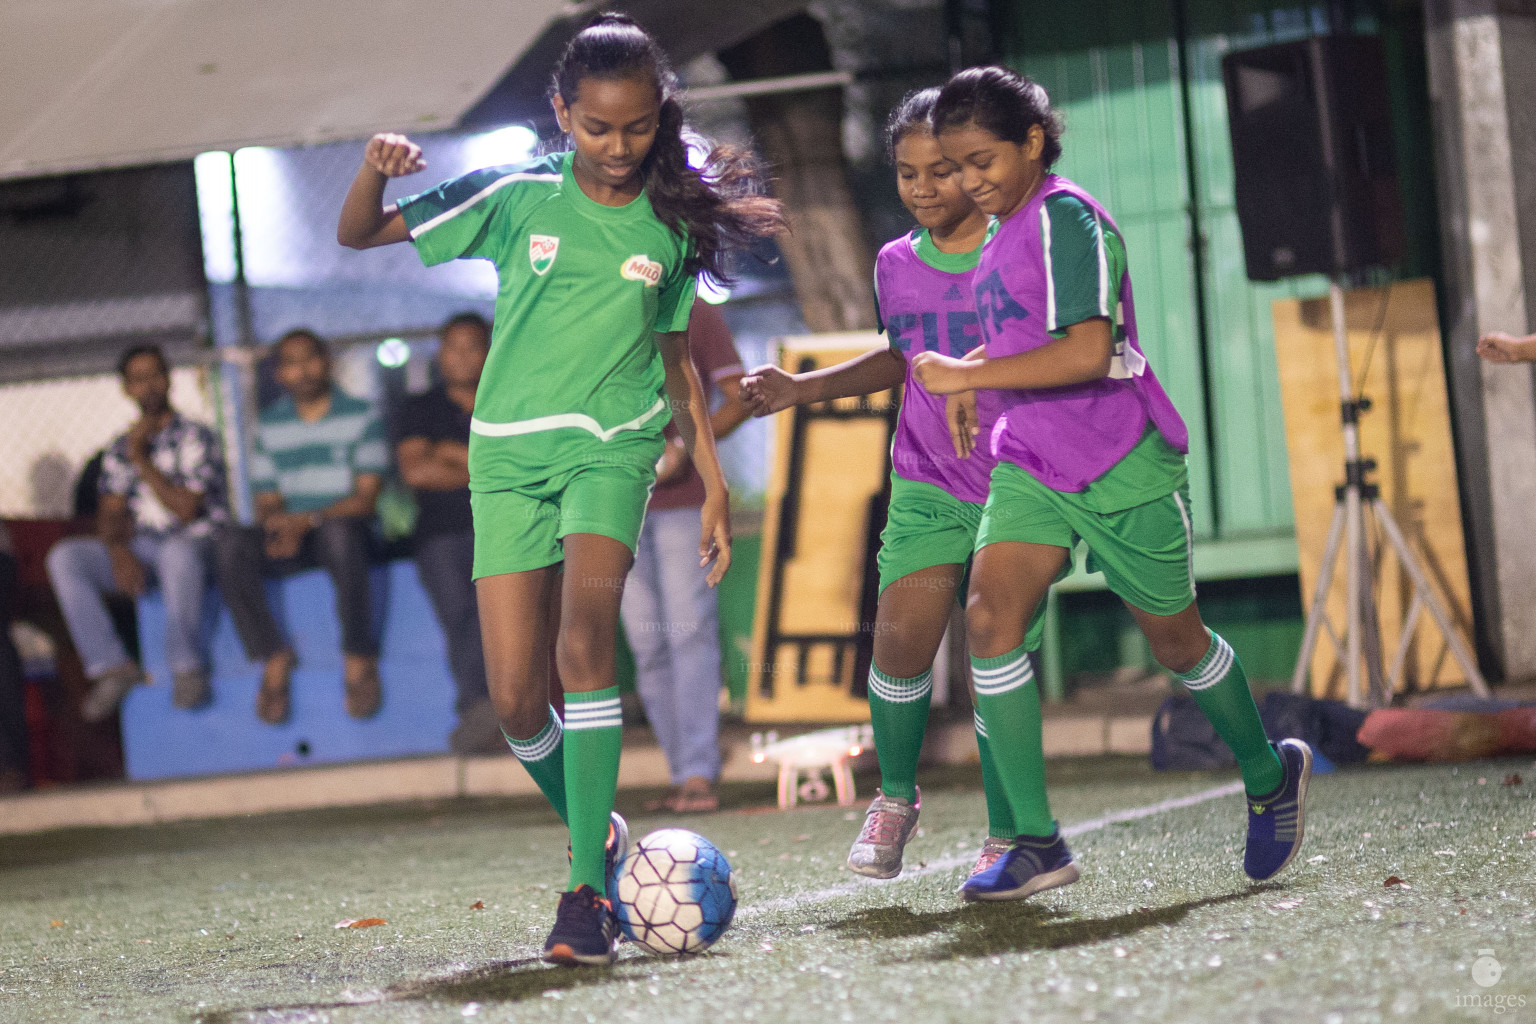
[912,66,1314,902]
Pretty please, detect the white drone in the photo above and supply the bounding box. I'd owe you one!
[749,724,874,810]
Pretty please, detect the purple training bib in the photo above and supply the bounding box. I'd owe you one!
[977,175,1188,491]
[877,230,996,506]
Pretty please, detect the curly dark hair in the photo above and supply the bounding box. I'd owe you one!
[441,311,491,345]
[116,343,168,378]
[933,66,1065,169]
[552,12,786,283]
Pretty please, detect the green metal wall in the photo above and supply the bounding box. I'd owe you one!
[999,1,1432,543]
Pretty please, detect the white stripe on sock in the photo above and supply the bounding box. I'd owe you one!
[973,710,988,739]
[1181,634,1234,692]
[565,714,623,731]
[565,699,621,716]
[564,696,623,731]
[506,708,563,761]
[868,668,932,704]
[973,656,1033,696]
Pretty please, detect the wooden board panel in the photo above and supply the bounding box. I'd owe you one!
[1272,280,1475,697]
[747,332,891,723]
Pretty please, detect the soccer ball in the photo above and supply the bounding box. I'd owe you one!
[613,828,737,955]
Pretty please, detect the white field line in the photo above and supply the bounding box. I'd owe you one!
[279,781,1248,1010]
[738,781,1245,918]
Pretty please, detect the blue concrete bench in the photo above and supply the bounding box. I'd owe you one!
[121,561,458,780]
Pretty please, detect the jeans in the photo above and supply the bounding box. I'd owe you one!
[46,531,211,678]
[619,506,723,783]
[414,528,488,713]
[0,553,27,777]
[212,518,379,661]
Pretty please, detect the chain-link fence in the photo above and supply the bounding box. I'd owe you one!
[0,100,827,525]
[0,368,218,519]
[0,164,207,384]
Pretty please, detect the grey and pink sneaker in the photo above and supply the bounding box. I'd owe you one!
[956,836,1013,894]
[846,788,921,879]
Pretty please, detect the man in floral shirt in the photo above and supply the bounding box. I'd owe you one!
[46,345,227,720]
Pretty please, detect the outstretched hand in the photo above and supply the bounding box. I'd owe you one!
[740,365,802,417]
[699,490,732,588]
[364,133,427,179]
[946,391,981,459]
[1477,332,1536,364]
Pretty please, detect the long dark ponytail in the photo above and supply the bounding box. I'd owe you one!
[552,13,786,282]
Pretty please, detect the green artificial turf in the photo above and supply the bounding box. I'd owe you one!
[2,757,1533,1023]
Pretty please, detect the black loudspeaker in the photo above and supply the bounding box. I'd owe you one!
[1222,36,1405,281]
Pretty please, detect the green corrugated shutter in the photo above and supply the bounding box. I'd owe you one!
[1015,33,1219,539]
[1000,0,1338,541]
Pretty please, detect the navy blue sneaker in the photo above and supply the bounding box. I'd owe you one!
[1244,738,1312,881]
[958,829,1080,902]
[543,885,620,966]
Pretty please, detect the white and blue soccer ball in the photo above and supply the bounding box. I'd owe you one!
[613,828,737,955]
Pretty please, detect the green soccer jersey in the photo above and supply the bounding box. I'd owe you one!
[397,151,697,490]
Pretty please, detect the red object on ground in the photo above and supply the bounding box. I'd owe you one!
[1357,706,1536,762]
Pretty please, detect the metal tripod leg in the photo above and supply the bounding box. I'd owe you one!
[1368,497,1490,697]
[1291,500,1347,695]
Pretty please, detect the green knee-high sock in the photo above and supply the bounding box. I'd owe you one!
[867,665,932,804]
[970,644,1055,837]
[562,687,623,895]
[504,705,568,824]
[1173,631,1284,797]
[973,710,1017,840]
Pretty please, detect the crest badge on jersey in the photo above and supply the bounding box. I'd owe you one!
[529,235,560,276]
[620,254,663,287]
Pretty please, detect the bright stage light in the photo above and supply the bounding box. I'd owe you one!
[376,338,410,369]
[462,125,539,168]
[193,152,237,283]
[698,272,732,304]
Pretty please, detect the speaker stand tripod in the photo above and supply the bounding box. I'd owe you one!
[1289,281,1489,708]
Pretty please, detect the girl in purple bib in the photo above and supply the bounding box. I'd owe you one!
[912,67,1312,902]
[743,89,1025,887]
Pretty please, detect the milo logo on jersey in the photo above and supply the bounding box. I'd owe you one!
[621,254,663,287]
[529,235,560,276]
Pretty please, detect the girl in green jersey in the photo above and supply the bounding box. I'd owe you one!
[338,12,783,966]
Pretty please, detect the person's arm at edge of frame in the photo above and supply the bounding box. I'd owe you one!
[1477,332,1536,364]
[657,330,731,587]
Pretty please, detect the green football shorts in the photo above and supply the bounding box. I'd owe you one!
[470,443,660,579]
[876,473,982,597]
[976,461,1197,617]
[875,472,1050,652]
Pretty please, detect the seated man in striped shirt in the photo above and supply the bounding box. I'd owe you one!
[212,329,387,723]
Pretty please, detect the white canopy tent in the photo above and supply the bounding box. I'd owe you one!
[0,0,567,181]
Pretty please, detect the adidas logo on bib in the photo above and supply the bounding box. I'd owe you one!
[621,254,663,287]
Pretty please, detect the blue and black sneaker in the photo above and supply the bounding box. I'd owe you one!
[1244,738,1312,881]
[958,829,1080,902]
[543,884,620,966]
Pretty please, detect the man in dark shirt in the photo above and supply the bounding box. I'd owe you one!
[396,312,497,753]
